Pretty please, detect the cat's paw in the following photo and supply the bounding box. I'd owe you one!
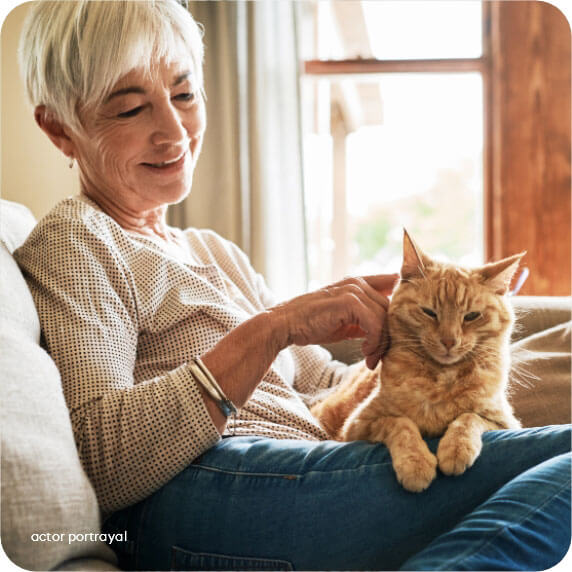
[393,449,438,493]
[437,435,481,476]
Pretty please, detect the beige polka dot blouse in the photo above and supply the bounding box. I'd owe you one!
[15,196,345,514]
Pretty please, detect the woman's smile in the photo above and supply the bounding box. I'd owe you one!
[141,149,189,172]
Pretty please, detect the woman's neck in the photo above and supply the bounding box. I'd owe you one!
[80,188,173,241]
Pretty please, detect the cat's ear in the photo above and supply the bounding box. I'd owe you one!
[401,229,431,280]
[478,252,525,294]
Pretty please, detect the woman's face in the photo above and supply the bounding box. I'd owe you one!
[72,56,206,214]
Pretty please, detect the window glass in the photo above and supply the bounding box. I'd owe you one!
[300,1,482,61]
[363,1,482,60]
[301,73,484,289]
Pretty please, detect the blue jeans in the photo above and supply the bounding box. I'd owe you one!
[103,425,571,570]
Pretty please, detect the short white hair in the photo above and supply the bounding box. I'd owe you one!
[19,0,204,131]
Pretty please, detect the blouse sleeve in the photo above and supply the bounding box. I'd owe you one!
[15,213,220,514]
[248,255,349,396]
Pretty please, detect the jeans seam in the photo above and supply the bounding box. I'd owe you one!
[192,464,302,478]
[170,546,294,571]
[427,479,570,569]
[192,461,392,479]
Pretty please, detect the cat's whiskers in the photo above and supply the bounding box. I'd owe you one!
[509,346,542,388]
[465,344,505,369]
[391,335,426,356]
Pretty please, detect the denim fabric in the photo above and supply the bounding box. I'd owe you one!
[400,452,571,570]
[103,425,571,571]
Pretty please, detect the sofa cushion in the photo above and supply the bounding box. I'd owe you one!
[1,240,41,343]
[0,199,37,253]
[511,295,572,342]
[0,200,41,341]
[1,327,116,570]
[1,205,117,569]
[510,320,571,428]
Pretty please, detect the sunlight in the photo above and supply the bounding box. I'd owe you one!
[363,1,482,60]
[301,1,485,289]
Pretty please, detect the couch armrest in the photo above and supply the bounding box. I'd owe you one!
[511,296,571,342]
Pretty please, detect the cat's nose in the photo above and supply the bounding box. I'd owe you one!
[440,337,456,350]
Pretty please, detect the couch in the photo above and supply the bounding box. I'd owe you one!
[1,199,118,571]
[1,198,570,570]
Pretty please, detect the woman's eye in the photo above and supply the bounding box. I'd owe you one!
[174,92,195,103]
[464,311,481,322]
[421,307,437,319]
[117,106,143,118]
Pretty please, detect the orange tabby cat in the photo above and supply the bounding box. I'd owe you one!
[311,230,523,492]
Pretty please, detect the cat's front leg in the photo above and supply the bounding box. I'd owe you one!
[377,417,438,492]
[437,412,495,476]
[341,395,437,492]
[357,416,438,493]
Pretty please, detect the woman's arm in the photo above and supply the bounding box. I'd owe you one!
[201,274,397,431]
[16,204,395,512]
[15,212,222,514]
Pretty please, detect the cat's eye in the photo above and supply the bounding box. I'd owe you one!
[464,311,481,322]
[421,307,437,319]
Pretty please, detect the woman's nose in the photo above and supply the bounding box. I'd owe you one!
[150,101,188,147]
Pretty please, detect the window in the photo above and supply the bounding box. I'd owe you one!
[299,1,486,289]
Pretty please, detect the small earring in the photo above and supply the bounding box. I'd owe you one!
[68,156,75,169]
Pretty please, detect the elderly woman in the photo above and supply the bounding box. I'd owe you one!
[14,1,570,570]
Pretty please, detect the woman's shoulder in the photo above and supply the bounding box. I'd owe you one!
[36,195,120,236]
[15,195,132,266]
[28,195,135,247]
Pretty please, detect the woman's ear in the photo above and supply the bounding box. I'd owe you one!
[34,105,76,159]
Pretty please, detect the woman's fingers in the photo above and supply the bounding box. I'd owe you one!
[362,318,391,370]
[338,275,394,310]
[364,352,382,371]
[330,285,389,362]
[362,273,399,295]
[270,272,398,353]
[330,275,396,368]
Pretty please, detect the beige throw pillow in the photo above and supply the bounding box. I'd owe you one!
[1,243,116,571]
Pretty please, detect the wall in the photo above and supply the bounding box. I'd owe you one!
[1,2,79,220]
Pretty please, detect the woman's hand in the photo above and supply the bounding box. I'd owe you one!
[201,273,398,432]
[269,274,398,370]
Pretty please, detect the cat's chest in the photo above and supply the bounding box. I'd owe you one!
[381,362,486,436]
[433,367,470,392]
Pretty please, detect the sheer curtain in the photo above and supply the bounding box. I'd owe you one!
[169,0,308,300]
